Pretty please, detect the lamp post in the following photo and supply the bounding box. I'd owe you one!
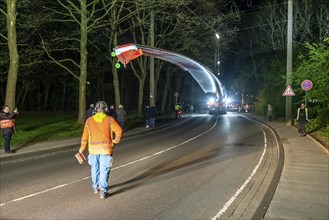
[285,0,293,123]
[215,33,220,76]
[150,11,155,107]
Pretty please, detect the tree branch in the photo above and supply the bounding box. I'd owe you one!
[40,35,80,80]
[87,0,115,32]
[0,33,8,41]
[55,0,80,24]
[0,7,6,16]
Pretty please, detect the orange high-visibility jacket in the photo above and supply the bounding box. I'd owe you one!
[79,113,122,155]
[0,112,17,135]
[0,119,14,129]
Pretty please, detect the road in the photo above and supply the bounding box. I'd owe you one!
[0,112,279,219]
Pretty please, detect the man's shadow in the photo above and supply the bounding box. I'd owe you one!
[109,148,219,196]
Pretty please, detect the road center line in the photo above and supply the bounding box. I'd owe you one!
[1,116,218,207]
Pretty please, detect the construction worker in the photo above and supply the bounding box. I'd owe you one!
[175,103,182,118]
[78,101,122,199]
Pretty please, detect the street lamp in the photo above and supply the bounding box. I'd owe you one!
[215,33,220,76]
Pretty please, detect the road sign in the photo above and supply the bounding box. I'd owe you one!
[301,80,313,91]
[283,85,295,96]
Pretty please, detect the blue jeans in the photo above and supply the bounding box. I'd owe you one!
[150,118,155,128]
[4,134,12,152]
[88,154,113,193]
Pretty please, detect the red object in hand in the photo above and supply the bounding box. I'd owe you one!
[75,152,86,164]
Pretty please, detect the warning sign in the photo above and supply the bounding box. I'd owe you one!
[283,85,295,96]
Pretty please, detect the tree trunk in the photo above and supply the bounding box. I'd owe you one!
[137,78,145,118]
[179,75,186,102]
[130,61,147,118]
[62,82,66,111]
[77,0,88,124]
[43,83,50,111]
[5,0,19,110]
[112,35,121,109]
[161,66,172,114]
[154,60,163,108]
[112,64,121,108]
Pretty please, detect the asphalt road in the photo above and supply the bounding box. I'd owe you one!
[0,112,278,219]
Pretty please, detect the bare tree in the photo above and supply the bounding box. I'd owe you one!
[1,0,19,110]
[42,0,113,124]
[253,0,329,52]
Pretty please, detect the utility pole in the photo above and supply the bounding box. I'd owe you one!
[150,11,155,107]
[286,0,293,122]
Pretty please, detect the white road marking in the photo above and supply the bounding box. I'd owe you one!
[211,129,267,220]
[1,116,218,207]
[0,177,90,207]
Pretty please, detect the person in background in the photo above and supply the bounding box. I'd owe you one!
[79,101,122,199]
[108,105,117,121]
[189,104,194,114]
[86,103,94,119]
[149,106,156,128]
[175,103,182,118]
[144,105,150,128]
[267,104,273,122]
[296,102,309,137]
[0,105,19,153]
[245,103,249,112]
[116,104,126,129]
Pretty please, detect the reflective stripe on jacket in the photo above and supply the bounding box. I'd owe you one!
[0,112,17,135]
[296,107,308,120]
[0,119,14,129]
[175,104,181,110]
[79,113,122,155]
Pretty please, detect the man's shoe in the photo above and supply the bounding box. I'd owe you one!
[5,151,13,154]
[94,188,99,194]
[100,191,109,199]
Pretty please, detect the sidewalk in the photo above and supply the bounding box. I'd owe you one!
[246,113,329,219]
[1,113,328,219]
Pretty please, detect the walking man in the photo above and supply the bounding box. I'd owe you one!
[116,104,126,129]
[149,106,156,128]
[86,103,94,120]
[79,101,122,199]
[144,105,150,128]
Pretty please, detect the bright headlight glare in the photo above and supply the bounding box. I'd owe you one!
[208,98,215,103]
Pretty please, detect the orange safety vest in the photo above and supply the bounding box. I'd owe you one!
[0,119,14,129]
[79,113,122,155]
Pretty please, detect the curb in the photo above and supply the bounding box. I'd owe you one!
[0,144,78,163]
[252,123,285,219]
